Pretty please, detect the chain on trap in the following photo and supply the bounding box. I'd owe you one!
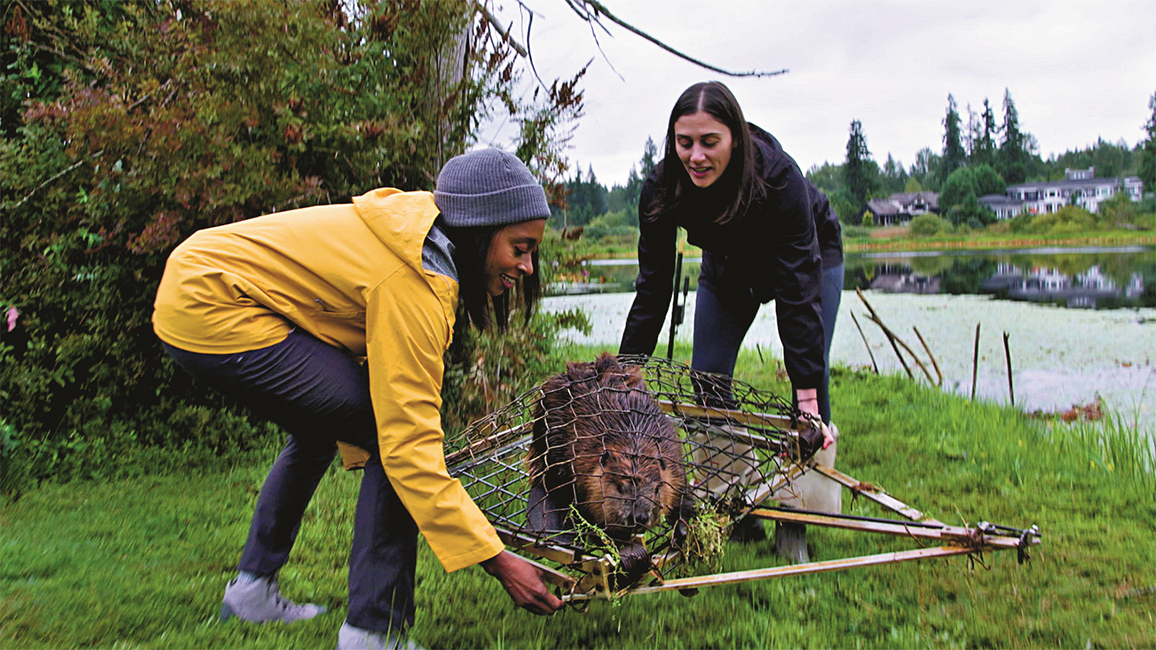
[445,354,1041,604]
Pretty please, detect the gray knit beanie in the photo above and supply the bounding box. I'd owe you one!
[434,148,551,227]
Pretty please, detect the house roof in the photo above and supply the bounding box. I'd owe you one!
[887,192,939,209]
[866,192,940,217]
[978,194,1022,208]
[1008,176,1141,193]
[866,198,902,217]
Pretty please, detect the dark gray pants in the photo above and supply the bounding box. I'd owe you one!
[164,329,415,634]
[691,264,843,424]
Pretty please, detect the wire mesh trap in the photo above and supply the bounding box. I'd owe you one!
[445,354,1041,604]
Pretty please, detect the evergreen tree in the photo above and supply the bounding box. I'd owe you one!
[1050,137,1135,180]
[881,154,908,195]
[843,119,872,216]
[640,136,659,179]
[909,147,943,192]
[806,162,845,195]
[564,164,608,226]
[971,98,998,167]
[621,136,659,209]
[1139,91,1156,190]
[965,101,979,160]
[999,89,1031,183]
[942,94,966,177]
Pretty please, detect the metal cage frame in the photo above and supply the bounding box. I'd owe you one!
[445,355,1041,603]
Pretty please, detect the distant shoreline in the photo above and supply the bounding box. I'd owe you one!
[845,232,1156,254]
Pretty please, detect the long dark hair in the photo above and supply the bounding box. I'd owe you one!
[647,81,766,224]
[437,219,541,331]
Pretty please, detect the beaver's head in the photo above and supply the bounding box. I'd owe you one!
[578,442,681,543]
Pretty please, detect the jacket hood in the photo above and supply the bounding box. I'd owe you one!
[749,122,800,183]
[352,188,441,276]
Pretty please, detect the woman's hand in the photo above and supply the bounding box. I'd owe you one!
[480,550,564,615]
[795,388,834,449]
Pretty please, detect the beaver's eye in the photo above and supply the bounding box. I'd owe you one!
[600,450,612,467]
[658,458,667,471]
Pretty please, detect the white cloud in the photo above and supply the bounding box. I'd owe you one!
[483,0,1156,185]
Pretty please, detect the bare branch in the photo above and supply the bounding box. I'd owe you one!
[565,0,789,78]
[476,1,528,57]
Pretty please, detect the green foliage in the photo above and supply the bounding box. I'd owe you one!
[843,119,874,210]
[908,146,942,192]
[1050,137,1138,181]
[584,208,637,241]
[1005,205,1106,236]
[879,153,909,195]
[1015,205,1099,235]
[558,164,608,228]
[1139,90,1156,189]
[826,188,859,226]
[908,213,955,237]
[839,224,872,240]
[939,164,1004,226]
[1097,190,1144,226]
[806,161,844,196]
[860,210,874,227]
[996,88,1047,183]
[970,98,999,167]
[941,94,966,177]
[440,307,590,435]
[612,136,658,213]
[0,0,583,495]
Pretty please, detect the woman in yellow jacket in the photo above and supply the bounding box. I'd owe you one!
[153,149,562,649]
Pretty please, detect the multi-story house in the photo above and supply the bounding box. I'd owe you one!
[978,167,1144,219]
[865,191,939,225]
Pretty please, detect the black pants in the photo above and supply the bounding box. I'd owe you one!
[164,329,416,634]
[691,264,843,424]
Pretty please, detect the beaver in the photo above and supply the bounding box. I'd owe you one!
[526,354,692,557]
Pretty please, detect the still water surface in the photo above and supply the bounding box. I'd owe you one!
[543,246,1156,431]
[551,245,1156,310]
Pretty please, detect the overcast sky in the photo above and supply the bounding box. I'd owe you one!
[480,0,1156,187]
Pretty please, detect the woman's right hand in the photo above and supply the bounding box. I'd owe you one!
[480,550,564,615]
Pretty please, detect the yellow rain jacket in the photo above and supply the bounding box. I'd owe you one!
[153,188,505,573]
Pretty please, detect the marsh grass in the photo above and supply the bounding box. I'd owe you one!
[2,344,1154,649]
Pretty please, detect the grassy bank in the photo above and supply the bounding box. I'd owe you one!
[2,345,1154,649]
[845,230,1156,254]
[549,223,1156,261]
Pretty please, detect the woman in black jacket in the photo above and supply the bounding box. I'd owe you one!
[618,81,842,559]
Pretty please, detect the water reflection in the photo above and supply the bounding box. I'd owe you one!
[549,246,1156,310]
[981,264,1145,309]
[847,246,1155,309]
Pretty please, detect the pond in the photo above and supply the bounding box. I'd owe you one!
[550,245,1156,310]
[542,246,1156,432]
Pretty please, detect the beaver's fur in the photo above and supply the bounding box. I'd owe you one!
[527,353,692,546]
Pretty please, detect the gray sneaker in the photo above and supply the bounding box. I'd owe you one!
[220,574,327,623]
[336,621,423,650]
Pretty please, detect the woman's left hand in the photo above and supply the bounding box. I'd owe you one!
[795,389,833,449]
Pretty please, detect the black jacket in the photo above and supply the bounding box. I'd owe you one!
[618,124,842,389]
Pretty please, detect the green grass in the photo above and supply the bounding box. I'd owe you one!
[844,228,1156,253]
[2,345,1154,649]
